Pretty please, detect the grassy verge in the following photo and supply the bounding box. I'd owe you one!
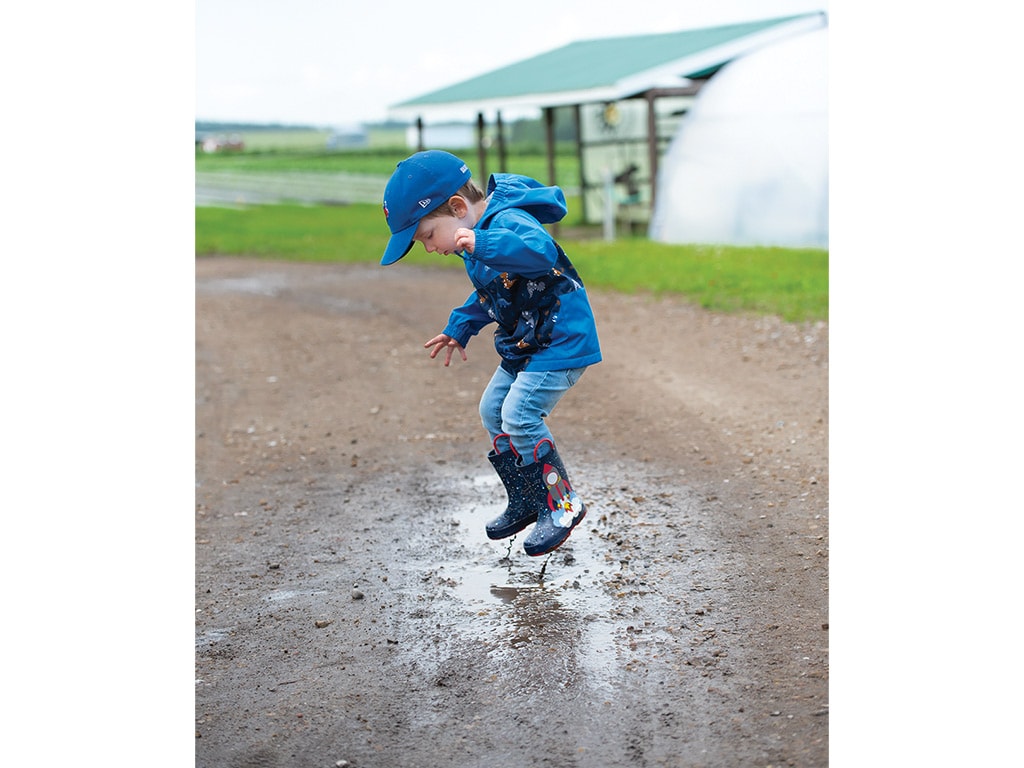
[196,202,827,323]
[567,238,826,322]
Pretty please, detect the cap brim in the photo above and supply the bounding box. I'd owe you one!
[380,223,417,266]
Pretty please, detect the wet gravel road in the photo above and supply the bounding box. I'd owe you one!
[195,257,829,767]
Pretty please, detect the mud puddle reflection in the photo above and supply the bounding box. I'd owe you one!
[195,269,377,314]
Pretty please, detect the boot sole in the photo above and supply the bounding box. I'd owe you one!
[524,509,587,556]
[486,513,538,540]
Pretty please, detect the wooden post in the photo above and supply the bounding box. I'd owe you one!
[573,104,584,226]
[476,112,487,182]
[641,84,705,216]
[543,106,559,237]
[496,111,507,173]
[544,107,556,186]
[646,91,658,212]
[416,116,425,152]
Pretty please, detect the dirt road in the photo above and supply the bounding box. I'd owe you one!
[195,256,829,767]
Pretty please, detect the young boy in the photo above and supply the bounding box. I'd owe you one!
[380,150,602,556]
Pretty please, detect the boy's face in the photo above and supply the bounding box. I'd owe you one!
[412,199,473,256]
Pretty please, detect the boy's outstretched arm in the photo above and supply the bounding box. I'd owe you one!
[424,333,467,367]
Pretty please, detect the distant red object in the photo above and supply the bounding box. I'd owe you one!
[199,133,244,153]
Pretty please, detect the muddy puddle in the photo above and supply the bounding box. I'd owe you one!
[397,462,717,704]
[433,470,619,691]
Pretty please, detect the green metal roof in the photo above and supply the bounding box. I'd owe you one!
[390,13,825,118]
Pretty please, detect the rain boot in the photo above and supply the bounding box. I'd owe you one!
[485,433,539,540]
[521,439,587,556]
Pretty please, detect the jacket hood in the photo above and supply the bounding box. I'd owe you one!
[483,174,567,226]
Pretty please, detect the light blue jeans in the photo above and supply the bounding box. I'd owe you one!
[479,365,587,465]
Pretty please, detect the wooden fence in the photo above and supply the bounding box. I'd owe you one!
[195,171,387,207]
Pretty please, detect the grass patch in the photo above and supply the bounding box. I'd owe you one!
[196,202,827,323]
[195,203,384,263]
[567,238,827,322]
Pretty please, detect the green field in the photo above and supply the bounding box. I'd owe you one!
[195,201,827,323]
[196,140,826,323]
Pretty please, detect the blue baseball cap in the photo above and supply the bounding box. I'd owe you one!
[380,150,472,266]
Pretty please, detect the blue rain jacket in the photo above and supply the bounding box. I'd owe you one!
[442,173,603,374]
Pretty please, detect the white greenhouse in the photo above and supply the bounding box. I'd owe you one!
[649,26,828,249]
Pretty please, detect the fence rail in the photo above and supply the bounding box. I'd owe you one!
[195,171,387,207]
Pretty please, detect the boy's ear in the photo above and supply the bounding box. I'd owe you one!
[447,195,468,217]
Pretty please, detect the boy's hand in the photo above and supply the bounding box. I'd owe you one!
[424,334,467,366]
[454,228,475,254]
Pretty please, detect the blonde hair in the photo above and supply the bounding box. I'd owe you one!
[423,180,487,220]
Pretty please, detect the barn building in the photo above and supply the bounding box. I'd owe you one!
[387,12,827,244]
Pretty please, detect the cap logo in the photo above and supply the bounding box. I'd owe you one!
[418,198,432,208]
[382,200,389,221]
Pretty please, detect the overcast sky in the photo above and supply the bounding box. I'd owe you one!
[196,0,830,126]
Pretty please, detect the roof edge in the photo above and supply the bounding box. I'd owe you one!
[614,13,826,97]
[387,12,828,123]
